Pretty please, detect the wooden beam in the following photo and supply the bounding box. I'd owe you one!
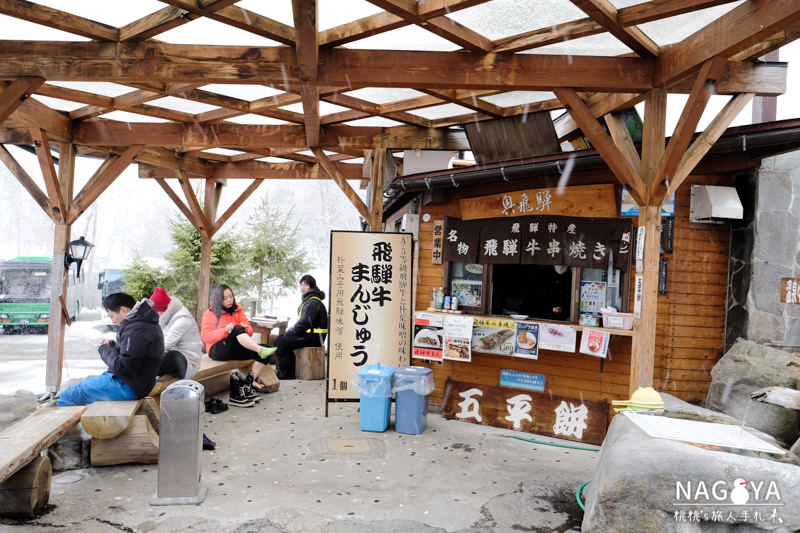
[0,41,653,92]
[656,0,800,87]
[312,147,370,221]
[0,144,51,218]
[630,205,661,393]
[204,178,223,233]
[301,85,320,147]
[617,0,740,26]
[493,17,602,53]
[119,6,192,41]
[292,0,318,81]
[0,77,44,124]
[177,171,211,236]
[603,111,642,176]
[213,179,264,234]
[654,57,725,199]
[30,128,66,222]
[368,147,387,231]
[9,97,71,142]
[154,178,195,225]
[0,0,118,41]
[67,145,144,225]
[641,88,667,202]
[569,0,658,57]
[553,88,646,204]
[667,92,754,197]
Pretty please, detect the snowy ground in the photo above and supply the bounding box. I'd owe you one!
[0,309,111,395]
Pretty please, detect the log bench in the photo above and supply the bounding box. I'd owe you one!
[0,406,85,516]
[295,346,326,380]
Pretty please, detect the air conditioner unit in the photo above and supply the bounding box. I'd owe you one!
[689,185,743,223]
[400,213,420,240]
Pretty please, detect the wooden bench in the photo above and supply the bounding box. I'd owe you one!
[80,398,160,467]
[0,406,85,516]
[148,358,256,399]
[295,346,326,380]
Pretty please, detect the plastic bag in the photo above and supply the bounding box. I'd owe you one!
[391,369,435,395]
[352,374,393,398]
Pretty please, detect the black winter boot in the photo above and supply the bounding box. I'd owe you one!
[229,371,255,407]
[243,372,261,402]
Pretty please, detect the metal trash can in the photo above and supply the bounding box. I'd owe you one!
[354,363,395,432]
[393,366,435,434]
[150,380,207,505]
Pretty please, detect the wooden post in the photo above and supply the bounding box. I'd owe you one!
[45,143,75,395]
[195,179,222,321]
[629,204,661,393]
[368,147,386,231]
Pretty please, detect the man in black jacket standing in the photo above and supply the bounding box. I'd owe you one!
[268,274,328,380]
[57,292,164,406]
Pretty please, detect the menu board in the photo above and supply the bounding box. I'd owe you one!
[513,322,539,359]
[412,312,443,361]
[580,281,607,317]
[471,316,516,355]
[443,315,474,362]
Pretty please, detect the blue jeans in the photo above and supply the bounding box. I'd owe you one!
[57,371,138,406]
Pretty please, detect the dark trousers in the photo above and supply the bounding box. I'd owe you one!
[208,325,261,363]
[274,332,321,378]
[158,349,188,379]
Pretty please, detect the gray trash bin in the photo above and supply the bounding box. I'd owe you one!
[150,380,207,505]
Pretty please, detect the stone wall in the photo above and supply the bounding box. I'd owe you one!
[736,150,800,347]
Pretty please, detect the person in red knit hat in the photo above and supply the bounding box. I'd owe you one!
[149,287,202,381]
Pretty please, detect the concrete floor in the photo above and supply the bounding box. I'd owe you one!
[1,379,598,533]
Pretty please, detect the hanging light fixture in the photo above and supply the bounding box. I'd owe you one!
[65,236,94,279]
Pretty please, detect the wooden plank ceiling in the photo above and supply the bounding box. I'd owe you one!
[0,0,798,188]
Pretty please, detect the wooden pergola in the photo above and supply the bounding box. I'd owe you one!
[0,0,798,396]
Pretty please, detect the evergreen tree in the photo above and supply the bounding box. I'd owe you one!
[122,252,162,301]
[243,194,311,314]
[163,217,247,312]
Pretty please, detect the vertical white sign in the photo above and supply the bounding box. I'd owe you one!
[328,231,413,400]
[633,274,643,319]
[635,226,645,274]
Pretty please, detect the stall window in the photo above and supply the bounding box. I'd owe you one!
[446,262,487,313]
[489,264,573,321]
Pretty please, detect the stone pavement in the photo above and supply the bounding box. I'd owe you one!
[1,379,597,532]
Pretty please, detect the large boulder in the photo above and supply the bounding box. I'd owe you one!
[0,390,38,431]
[706,339,800,445]
[582,405,800,532]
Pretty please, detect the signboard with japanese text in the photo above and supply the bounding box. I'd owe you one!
[513,322,539,359]
[431,220,444,265]
[443,215,632,272]
[459,184,618,220]
[442,379,608,445]
[443,314,474,362]
[471,316,516,356]
[579,281,607,317]
[327,231,413,400]
[412,311,443,361]
[579,329,610,358]
[780,278,800,304]
[538,323,577,353]
[500,369,545,392]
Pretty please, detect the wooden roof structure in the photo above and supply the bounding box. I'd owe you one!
[1,0,799,395]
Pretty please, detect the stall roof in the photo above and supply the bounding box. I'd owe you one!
[382,118,800,218]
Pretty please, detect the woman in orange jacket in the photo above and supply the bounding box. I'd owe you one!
[201,284,275,405]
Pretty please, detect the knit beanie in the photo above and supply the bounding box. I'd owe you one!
[149,287,171,312]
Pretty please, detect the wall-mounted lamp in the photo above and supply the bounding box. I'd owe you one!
[65,236,94,279]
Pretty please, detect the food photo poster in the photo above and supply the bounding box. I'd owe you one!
[443,315,474,362]
[412,312,443,361]
[579,328,610,358]
[513,322,539,359]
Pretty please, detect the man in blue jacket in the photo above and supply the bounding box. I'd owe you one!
[57,292,164,406]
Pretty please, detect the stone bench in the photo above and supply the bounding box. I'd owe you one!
[0,406,85,516]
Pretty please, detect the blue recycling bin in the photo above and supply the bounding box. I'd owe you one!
[393,366,435,434]
[356,363,395,432]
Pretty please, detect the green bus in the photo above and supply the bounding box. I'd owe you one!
[0,257,83,333]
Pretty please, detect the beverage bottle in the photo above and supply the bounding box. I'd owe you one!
[431,288,437,309]
[436,287,444,309]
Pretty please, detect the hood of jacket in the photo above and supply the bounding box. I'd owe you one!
[159,296,185,326]
[123,298,160,327]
